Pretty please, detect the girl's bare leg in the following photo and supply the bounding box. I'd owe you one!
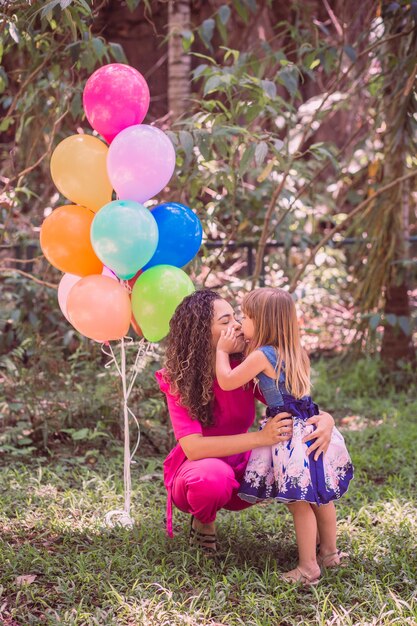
[312,502,345,567]
[283,501,321,583]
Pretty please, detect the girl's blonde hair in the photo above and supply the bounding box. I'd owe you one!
[242,288,310,398]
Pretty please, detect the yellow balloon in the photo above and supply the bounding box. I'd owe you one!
[50,134,113,212]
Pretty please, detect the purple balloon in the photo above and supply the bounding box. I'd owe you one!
[102,265,118,280]
[107,125,176,204]
[83,64,150,143]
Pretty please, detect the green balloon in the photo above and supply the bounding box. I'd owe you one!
[131,265,195,342]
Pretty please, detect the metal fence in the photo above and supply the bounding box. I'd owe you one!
[4,236,417,287]
[204,236,417,286]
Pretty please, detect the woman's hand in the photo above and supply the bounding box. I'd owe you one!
[303,411,335,461]
[258,412,293,445]
[217,327,239,354]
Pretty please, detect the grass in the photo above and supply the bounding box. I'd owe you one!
[1,366,417,625]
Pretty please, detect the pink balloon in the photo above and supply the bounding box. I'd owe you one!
[83,64,150,143]
[58,273,81,321]
[107,125,176,204]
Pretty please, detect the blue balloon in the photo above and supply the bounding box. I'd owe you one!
[142,202,202,270]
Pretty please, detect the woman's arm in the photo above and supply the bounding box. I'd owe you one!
[179,413,293,461]
[156,368,293,462]
[303,411,335,461]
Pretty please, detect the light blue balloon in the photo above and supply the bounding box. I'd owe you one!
[91,200,158,280]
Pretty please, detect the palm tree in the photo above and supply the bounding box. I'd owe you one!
[354,2,416,365]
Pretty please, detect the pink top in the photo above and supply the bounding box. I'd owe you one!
[155,366,265,536]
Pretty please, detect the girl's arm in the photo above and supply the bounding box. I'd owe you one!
[179,414,292,461]
[216,328,268,390]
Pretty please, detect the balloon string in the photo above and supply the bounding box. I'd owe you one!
[128,405,141,460]
[101,336,155,528]
[119,336,130,518]
[102,342,122,377]
[126,338,153,400]
[126,338,144,399]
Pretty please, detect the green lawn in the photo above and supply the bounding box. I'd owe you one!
[1,398,416,625]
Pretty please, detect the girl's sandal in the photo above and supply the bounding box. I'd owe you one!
[189,515,217,555]
[281,567,320,587]
[318,549,349,569]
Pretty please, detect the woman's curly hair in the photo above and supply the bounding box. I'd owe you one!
[164,289,221,427]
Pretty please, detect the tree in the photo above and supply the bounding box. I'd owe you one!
[168,0,191,119]
[1,0,416,369]
[164,0,417,365]
[352,1,417,365]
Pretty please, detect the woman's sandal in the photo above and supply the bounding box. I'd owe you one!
[317,549,349,569]
[189,515,217,555]
[281,567,320,587]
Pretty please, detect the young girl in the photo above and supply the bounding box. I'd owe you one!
[216,288,353,585]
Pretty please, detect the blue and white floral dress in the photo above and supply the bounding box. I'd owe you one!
[239,346,353,505]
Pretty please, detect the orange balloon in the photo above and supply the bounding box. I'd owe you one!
[67,275,131,342]
[40,205,103,276]
[50,134,113,212]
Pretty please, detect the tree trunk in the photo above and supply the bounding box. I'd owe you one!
[93,1,169,120]
[381,283,415,364]
[379,12,416,367]
[380,164,415,365]
[167,0,191,120]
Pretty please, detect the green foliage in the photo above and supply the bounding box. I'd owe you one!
[0,0,126,227]
[312,357,383,404]
[167,17,359,292]
[0,344,168,460]
[0,272,169,458]
[311,355,417,420]
[166,3,417,361]
[1,0,415,407]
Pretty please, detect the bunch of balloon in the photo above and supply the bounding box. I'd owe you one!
[39,63,202,527]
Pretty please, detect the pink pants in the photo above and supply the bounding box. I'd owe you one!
[171,458,254,524]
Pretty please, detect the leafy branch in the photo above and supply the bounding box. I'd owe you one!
[288,169,417,292]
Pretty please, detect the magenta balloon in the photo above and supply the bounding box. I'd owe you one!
[83,64,150,143]
[107,125,176,203]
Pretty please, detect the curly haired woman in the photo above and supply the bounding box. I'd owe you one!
[156,289,335,554]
